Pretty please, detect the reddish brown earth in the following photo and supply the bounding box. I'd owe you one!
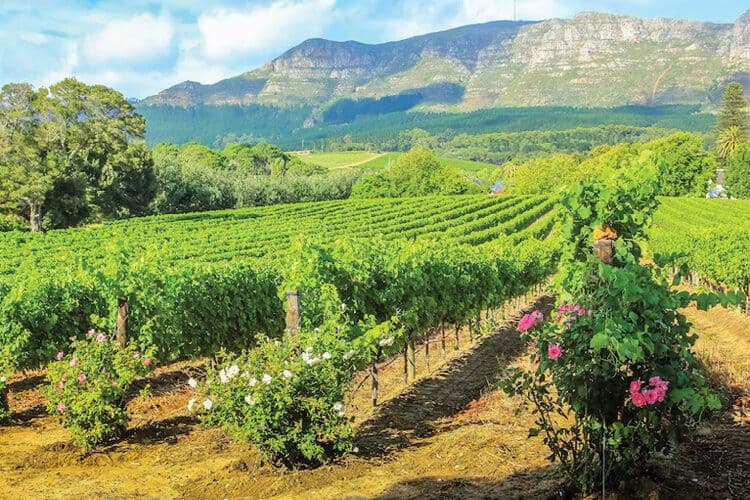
[0,295,748,499]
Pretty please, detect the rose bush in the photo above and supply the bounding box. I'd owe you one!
[505,161,727,493]
[191,286,400,466]
[42,330,156,451]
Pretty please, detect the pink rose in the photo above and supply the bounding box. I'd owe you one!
[547,344,563,360]
[69,358,78,367]
[629,380,642,396]
[57,403,67,413]
[96,333,107,342]
[55,351,65,361]
[654,386,667,402]
[57,381,64,390]
[643,390,659,405]
[517,315,536,333]
[132,353,140,359]
[649,376,662,386]
[631,392,647,408]
[87,328,96,337]
[143,357,152,367]
[77,373,87,384]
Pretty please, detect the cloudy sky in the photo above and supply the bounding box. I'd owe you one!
[0,0,746,98]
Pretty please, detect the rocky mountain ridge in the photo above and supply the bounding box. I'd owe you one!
[144,10,750,111]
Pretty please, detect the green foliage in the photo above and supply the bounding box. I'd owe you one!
[715,83,749,159]
[716,83,750,135]
[649,133,716,196]
[503,154,582,195]
[0,269,109,368]
[0,79,154,231]
[648,197,750,291]
[195,301,366,465]
[505,160,723,493]
[504,133,716,197]
[149,141,345,214]
[0,195,556,370]
[351,147,482,198]
[41,332,156,452]
[725,144,750,198]
[0,345,15,420]
[141,103,713,151]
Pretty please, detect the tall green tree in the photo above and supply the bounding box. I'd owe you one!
[715,82,750,158]
[351,147,481,198]
[0,79,154,231]
[0,83,54,231]
[725,143,750,198]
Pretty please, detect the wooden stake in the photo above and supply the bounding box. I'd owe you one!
[424,332,430,373]
[440,322,446,357]
[115,297,128,347]
[454,324,460,350]
[285,291,301,340]
[403,347,408,384]
[371,362,379,407]
[407,336,416,380]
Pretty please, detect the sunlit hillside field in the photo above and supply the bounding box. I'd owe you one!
[293,150,498,173]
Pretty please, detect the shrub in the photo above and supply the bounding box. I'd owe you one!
[42,331,156,451]
[190,288,397,466]
[504,162,723,493]
[0,345,15,420]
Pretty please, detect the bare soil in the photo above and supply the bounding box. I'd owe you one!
[0,296,748,499]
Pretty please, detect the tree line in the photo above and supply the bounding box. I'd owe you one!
[0,80,360,232]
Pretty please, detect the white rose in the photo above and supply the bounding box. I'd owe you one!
[227,365,240,378]
[203,399,213,410]
[262,374,272,385]
[244,394,255,406]
[187,398,196,412]
[282,370,292,379]
[187,377,198,388]
[322,352,331,360]
[249,377,258,387]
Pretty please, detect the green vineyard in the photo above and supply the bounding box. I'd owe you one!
[0,195,557,368]
[649,198,750,292]
[0,195,555,277]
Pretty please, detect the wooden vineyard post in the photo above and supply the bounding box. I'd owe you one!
[286,290,301,346]
[454,324,460,350]
[424,331,430,373]
[407,335,416,381]
[115,297,129,347]
[440,322,446,357]
[403,347,408,384]
[371,360,379,406]
[468,318,474,343]
[0,390,8,416]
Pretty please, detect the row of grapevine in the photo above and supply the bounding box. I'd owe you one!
[0,195,552,279]
[0,195,557,369]
[647,198,750,302]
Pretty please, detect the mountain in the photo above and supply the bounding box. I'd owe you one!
[144,11,750,113]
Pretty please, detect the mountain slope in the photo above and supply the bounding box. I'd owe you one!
[144,10,750,112]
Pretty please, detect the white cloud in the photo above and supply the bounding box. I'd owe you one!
[458,0,571,23]
[382,0,574,41]
[82,13,175,65]
[198,0,336,59]
[39,42,79,87]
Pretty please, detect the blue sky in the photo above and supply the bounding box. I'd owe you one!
[1,0,747,98]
